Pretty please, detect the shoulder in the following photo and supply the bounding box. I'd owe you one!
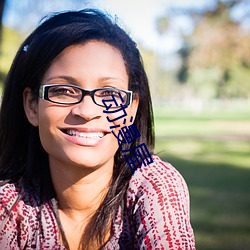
[126,155,192,218]
[0,181,60,248]
[0,180,39,203]
[0,181,40,220]
[122,156,195,249]
[127,155,189,200]
[0,181,21,212]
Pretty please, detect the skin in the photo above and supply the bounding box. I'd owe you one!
[23,41,139,249]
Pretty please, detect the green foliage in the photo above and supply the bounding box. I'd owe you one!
[139,46,174,104]
[156,0,250,99]
[155,16,169,35]
[0,26,23,86]
[187,1,250,98]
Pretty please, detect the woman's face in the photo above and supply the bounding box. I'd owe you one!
[24,41,138,172]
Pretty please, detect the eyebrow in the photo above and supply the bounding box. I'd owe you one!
[99,76,126,83]
[45,75,79,84]
[45,75,126,85]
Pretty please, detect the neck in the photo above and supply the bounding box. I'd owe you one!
[49,158,113,249]
[49,158,113,218]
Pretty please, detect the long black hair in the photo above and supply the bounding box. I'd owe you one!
[0,9,154,249]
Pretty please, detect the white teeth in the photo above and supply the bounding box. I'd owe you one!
[66,130,104,138]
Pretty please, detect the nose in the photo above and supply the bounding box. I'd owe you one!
[71,94,102,121]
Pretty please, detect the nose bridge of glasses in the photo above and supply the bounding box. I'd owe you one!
[79,88,96,104]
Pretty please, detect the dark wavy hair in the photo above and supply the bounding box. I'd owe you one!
[0,9,154,249]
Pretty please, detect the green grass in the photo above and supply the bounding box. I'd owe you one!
[154,105,250,250]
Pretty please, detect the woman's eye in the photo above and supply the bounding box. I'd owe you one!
[50,87,75,95]
[99,89,119,97]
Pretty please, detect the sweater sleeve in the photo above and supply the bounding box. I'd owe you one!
[0,182,28,249]
[0,182,62,249]
[125,156,196,250]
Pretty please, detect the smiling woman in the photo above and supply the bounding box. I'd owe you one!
[0,9,195,250]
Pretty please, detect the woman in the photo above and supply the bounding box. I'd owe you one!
[0,9,195,250]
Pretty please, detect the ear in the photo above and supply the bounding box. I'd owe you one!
[130,93,139,123]
[23,87,39,127]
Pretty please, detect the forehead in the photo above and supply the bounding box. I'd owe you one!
[42,41,128,86]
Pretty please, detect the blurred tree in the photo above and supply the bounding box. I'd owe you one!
[0,0,6,84]
[0,0,6,48]
[188,0,250,98]
[0,0,91,85]
[177,42,191,83]
[139,45,174,105]
[156,16,169,35]
[157,0,250,98]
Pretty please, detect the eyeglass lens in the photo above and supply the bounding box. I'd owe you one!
[47,85,128,106]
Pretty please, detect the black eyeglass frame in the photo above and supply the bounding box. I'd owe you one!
[38,84,133,107]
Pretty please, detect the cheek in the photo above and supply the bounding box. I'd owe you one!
[107,106,137,148]
[105,105,136,128]
[37,105,63,147]
[37,115,55,152]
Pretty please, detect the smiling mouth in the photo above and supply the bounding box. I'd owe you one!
[62,130,106,139]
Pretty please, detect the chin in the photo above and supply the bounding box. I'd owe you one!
[67,153,115,171]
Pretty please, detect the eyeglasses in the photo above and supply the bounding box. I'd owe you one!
[39,84,133,107]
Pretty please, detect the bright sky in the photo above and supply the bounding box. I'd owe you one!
[94,0,211,53]
[95,0,179,53]
[95,0,211,52]
[3,0,211,53]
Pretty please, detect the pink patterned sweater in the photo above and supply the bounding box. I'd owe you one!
[0,156,196,249]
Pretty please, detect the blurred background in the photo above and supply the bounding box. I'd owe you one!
[0,0,250,249]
